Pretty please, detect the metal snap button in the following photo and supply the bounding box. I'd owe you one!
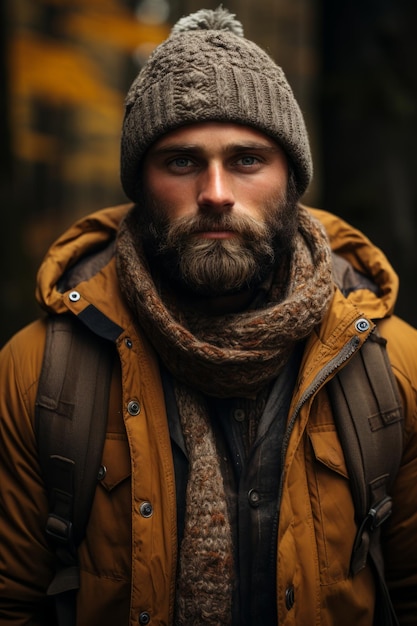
[285,585,295,610]
[125,338,133,349]
[68,291,81,302]
[97,465,107,481]
[355,318,370,333]
[127,400,141,416]
[140,502,153,518]
[138,611,151,624]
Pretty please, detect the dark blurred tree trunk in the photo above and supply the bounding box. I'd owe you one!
[0,5,11,185]
[0,2,32,344]
[320,0,417,326]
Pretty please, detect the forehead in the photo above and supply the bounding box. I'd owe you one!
[148,121,281,152]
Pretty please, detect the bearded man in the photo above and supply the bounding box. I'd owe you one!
[1,7,416,626]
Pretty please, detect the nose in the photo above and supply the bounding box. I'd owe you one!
[197,163,235,212]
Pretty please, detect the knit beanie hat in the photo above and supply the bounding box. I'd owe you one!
[121,6,313,201]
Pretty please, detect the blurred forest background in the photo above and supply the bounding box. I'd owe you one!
[1,0,416,346]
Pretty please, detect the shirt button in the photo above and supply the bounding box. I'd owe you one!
[127,400,141,416]
[285,585,295,610]
[138,611,150,624]
[233,408,245,422]
[248,489,260,507]
[140,501,153,518]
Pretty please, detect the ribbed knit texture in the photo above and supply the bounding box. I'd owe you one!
[121,8,313,201]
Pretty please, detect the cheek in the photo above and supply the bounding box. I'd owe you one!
[147,176,193,212]
[145,166,193,202]
[147,180,197,221]
[237,183,286,221]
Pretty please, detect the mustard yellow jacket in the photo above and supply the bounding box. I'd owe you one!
[1,205,416,625]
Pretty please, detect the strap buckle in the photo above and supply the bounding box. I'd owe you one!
[351,495,393,575]
[46,513,73,545]
[367,495,393,531]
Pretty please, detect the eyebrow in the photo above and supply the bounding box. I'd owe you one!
[149,142,281,156]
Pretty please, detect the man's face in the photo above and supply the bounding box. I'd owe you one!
[139,122,299,296]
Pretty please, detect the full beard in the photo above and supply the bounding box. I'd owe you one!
[136,180,299,297]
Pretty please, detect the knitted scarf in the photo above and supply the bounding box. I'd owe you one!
[116,206,334,399]
[116,205,334,624]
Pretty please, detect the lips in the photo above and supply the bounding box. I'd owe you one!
[194,230,237,239]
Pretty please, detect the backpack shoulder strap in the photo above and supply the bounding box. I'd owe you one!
[327,326,403,626]
[35,314,113,625]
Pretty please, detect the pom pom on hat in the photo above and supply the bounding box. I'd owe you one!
[171,6,244,37]
[121,7,313,201]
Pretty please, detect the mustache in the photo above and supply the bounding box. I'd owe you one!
[164,212,272,244]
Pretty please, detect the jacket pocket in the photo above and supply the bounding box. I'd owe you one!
[79,434,132,579]
[307,426,356,584]
[99,433,131,492]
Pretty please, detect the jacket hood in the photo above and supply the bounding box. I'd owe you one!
[36,204,131,317]
[310,207,398,319]
[35,204,399,321]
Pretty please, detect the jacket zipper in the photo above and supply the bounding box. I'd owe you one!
[277,333,361,515]
[273,333,363,617]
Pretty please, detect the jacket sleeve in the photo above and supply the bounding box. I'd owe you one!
[0,320,57,625]
[380,316,417,625]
